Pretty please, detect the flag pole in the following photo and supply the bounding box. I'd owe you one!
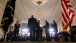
[4,34,7,42]
[4,21,9,42]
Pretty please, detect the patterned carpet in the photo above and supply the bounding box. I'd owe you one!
[0,42,75,43]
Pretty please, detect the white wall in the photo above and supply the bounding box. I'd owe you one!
[72,4,76,26]
[57,20,62,32]
[0,1,5,25]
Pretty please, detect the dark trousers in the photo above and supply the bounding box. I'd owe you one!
[70,33,75,42]
[14,30,19,41]
[36,28,42,41]
[65,36,68,42]
[36,29,39,41]
[30,28,36,41]
[46,31,50,41]
[54,32,59,41]
[38,32,42,41]
[64,33,68,42]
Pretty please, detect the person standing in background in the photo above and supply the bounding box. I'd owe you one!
[43,20,50,42]
[52,20,58,41]
[36,20,40,41]
[14,21,20,41]
[28,15,37,41]
[38,20,43,41]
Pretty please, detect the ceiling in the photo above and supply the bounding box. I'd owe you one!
[15,0,61,23]
[0,0,76,23]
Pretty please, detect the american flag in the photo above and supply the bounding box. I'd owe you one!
[61,0,75,34]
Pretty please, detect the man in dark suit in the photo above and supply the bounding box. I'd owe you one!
[28,15,37,41]
[36,20,40,41]
[14,21,20,41]
[44,20,50,41]
[52,20,58,41]
[36,20,43,41]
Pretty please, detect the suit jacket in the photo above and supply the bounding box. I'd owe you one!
[14,23,20,32]
[28,17,37,29]
[37,22,40,29]
[44,22,49,30]
[52,22,58,32]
